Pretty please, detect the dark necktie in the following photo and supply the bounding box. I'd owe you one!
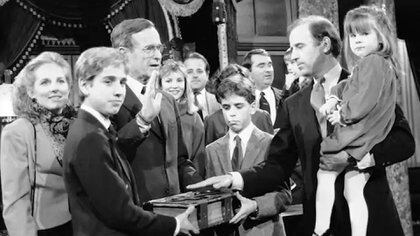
[194,91,204,120]
[231,135,242,171]
[259,91,271,114]
[108,125,118,142]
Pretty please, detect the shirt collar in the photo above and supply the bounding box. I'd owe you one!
[255,86,273,98]
[126,75,145,98]
[228,122,255,147]
[80,104,111,130]
[313,62,342,94]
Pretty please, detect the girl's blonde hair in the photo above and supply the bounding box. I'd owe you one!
[159,59,197,115]
[343,5,398,71]
[12,51,72,116]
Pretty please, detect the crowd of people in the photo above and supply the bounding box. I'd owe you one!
[0,4,415,236]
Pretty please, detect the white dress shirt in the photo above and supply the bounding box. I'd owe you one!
[256,87,277,125]
[228,122,255,160]
[126,75,145,100]
[80,104,111,130]
[195,88,209,117]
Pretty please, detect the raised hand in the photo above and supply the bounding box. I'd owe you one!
[138,70,162,122]
[187,175,234,190]
[175,205,199,236]
[229,192,258,224]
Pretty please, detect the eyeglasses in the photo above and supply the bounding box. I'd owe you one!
[142,44,165,54]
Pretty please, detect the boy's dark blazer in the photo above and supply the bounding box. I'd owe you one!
[240,69,415,236]
[112,86,201,203]
[63,109,176,235]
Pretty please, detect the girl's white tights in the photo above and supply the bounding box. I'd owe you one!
[314,169,370,236]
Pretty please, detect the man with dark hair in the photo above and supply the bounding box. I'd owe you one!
[184,52,220,120]
[242,49,284,130]
[110,18,201,204]
[188,15,414,236]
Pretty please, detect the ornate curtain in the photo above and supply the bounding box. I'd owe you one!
[0,0,175,79]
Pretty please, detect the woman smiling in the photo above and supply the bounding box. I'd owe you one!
[1,52,75,236]
[159,59,206,177]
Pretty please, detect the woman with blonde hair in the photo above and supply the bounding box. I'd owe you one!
[159,59,206,177]
[1,52,75,236]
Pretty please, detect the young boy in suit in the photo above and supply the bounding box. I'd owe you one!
[205,64,291,236]
[63,47,198,236]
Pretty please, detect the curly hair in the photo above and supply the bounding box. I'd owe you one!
[12,51,72,117]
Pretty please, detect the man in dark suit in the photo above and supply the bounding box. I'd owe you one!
[188,16,415,236]
[110,18,201,203]
[242,48,285,130]
[63,47,198,236]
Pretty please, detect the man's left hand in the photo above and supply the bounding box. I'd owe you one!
[230,192,258,224]
[319,151,349,172]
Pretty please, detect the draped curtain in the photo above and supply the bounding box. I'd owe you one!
[0,0,176,79]
[397,39,420,167]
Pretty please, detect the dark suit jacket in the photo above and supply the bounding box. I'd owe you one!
[240,69,415,236]
[206,127,291,236]
[112,86,202,203]
[204,108,274,146]
[271,86,285,129]
[63,110,176,236]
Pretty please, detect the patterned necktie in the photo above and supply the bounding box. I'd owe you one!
[310,77,334,137]
[193,91,204,120]
[231,135,242,171]
[259,91,271,114]
[310,77,326,111]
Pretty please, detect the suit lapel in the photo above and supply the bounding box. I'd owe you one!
[241,128,263,169]
[271,87,282,111]
[214,135,232,173]
[297,82,322,139]
[79,110,134,184]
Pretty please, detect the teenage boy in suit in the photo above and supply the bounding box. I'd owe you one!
[63,47,198,236]
[205,64,291,236]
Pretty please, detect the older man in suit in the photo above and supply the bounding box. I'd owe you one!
[110,18,201,204]
[242,49,285,130]
[189,16,415,236]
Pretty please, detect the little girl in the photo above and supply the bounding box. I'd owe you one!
[313,5,398,236]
